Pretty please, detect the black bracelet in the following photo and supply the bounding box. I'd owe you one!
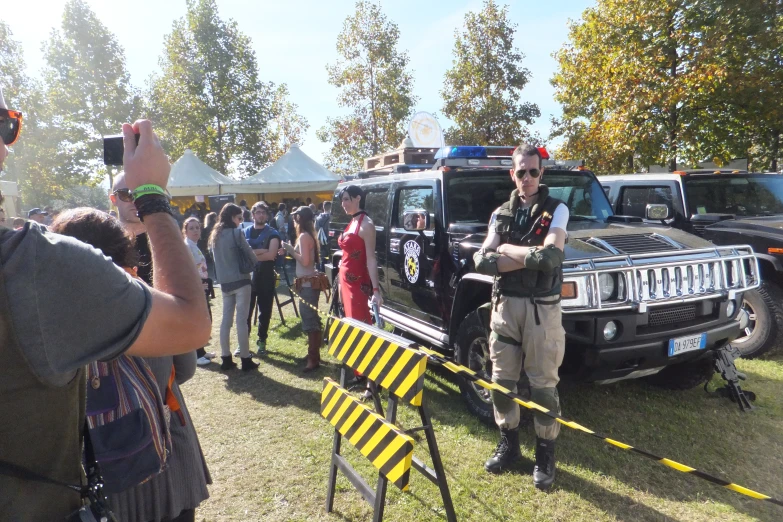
[135,194,173,222]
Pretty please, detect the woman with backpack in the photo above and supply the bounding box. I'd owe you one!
[209,204,259,372]
[50,208,211,522]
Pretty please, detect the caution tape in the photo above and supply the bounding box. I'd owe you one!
[277,272,783,507]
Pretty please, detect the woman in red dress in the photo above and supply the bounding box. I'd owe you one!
[337,185,382,323]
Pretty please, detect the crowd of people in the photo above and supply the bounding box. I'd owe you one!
[1,71,569,520]
[0,85,380,520]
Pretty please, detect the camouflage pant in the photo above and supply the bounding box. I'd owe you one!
[489,294,565,440]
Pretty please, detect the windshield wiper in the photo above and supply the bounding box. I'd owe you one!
[569,215,599,222]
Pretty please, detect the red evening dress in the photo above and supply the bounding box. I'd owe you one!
[338,212,373,324]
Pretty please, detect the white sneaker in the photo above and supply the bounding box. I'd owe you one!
[203,352,216,360]
[233,347,241,356]
[197,356,211,366]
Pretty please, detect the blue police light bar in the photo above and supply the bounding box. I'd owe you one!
[433,146,488,160]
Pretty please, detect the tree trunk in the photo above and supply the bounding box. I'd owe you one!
[771,129,780,172]
[368,62,378,155]
[666,9,679,173]
[627,154,634,172]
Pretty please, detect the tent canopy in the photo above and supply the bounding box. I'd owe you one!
[238,144,340,194]
[168,149,237,196]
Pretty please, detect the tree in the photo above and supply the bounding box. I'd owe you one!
[440,0,540,146]
[550,0,776,173]
[317,1,417,174]
[150,0,274,177]
[268,84,309,162]
[41,0,139,190]
[0,21,63,207]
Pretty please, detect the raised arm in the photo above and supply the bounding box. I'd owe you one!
[123,120,211,357]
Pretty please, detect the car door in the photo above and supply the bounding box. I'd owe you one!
[361,186,392,294]
[387,180,443,327]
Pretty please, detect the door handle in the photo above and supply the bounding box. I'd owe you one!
[390,239,400,253]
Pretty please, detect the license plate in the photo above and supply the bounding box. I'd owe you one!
[668,333,707,357]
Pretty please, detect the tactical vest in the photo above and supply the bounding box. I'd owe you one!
[0,227,85,518]
[492,185,564,299]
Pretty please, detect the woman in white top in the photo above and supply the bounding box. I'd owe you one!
[183,217,215,365]
[280,206,322,372]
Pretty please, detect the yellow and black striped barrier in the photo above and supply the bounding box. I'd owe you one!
[328,318,427,406]
[321,378,414,491]
[281,276,783,509]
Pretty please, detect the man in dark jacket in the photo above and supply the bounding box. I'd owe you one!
[245,202,280,355]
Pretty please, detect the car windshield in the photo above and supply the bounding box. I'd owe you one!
[683,175,783,217]
[446,170,614,225]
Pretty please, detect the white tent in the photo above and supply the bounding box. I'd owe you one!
[168,149,237,196]
[237,144,340,193]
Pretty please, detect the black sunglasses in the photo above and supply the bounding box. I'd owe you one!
[0,109,23,146]
[112,188,134,203]
[514,168,541,179]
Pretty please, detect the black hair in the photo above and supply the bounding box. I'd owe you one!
[209,203,243,249]
[278,202,287,212]
[512,144,543,168]
[51,208,139,269]
[339,185,366,210]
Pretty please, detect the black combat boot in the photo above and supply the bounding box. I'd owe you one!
[484,428,522,473]
[241,356,260,372]
[533,437,556,490]
[220,356,236,371]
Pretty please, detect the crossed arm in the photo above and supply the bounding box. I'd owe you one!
[481,228,566,273]
[253,237,280,262]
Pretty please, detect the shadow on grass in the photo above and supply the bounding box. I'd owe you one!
[218,365,323,416]
[263,350,337,377]
[413,363,782,521]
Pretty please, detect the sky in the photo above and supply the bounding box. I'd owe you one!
[2,0,594,167]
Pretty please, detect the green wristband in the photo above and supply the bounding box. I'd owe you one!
[133,184,167,198]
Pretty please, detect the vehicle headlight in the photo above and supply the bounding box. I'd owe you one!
[598,273,615,301]
[726,299,736,317]
[603,320,619,341]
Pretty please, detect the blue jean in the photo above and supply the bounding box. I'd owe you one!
[220,285,252,358]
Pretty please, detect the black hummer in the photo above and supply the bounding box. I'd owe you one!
[326,148,758,423]
[599,171,783,359]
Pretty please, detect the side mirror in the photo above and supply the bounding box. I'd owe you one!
[646,204,670,221]
[403,209,430,232]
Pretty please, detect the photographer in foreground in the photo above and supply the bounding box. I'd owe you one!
[0,86,210,519]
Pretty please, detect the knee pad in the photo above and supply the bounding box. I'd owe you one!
[530,387,560,426]
[491,378,518,414]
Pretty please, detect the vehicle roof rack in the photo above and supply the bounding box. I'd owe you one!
[360,143,587,176]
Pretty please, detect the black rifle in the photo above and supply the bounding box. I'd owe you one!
[706,344,756,412]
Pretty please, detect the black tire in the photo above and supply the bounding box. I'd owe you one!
[454,311,496,425]
[454,310,532,426]
[733,284,780,359]
[644,356,715,390]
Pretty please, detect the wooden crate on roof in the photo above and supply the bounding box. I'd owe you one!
[363,146,441,172]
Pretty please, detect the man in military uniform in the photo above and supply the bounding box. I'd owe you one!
[473,144,570,490]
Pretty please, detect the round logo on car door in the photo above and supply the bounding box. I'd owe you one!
[403,240,421,283]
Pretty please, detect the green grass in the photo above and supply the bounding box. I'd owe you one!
[184,290,783,521]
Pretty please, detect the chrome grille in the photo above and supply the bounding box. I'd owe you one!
[560,245,760,314]
[648,304,697,327]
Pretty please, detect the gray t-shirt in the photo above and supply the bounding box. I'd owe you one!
[0,224,151,386]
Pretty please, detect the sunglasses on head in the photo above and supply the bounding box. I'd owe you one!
[0,109,23,146]
[514,168,541,179]
[112,188,134,203]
